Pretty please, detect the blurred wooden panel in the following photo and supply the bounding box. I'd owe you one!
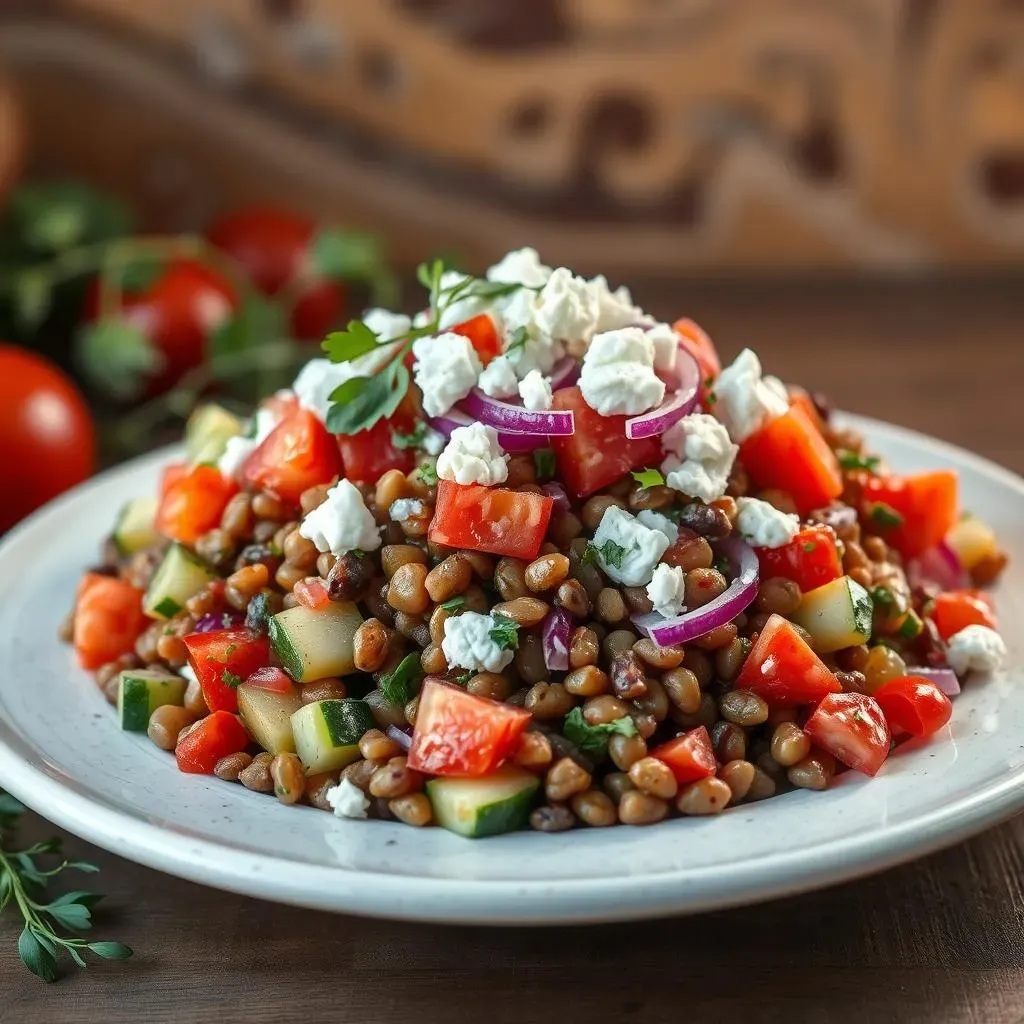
[6,1,1024,274]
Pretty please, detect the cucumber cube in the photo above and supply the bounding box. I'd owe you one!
[117,669,187,732]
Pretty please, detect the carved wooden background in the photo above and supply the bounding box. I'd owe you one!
[2,0,1024,275]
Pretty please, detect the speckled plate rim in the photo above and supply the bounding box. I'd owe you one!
[0,414,1022,925]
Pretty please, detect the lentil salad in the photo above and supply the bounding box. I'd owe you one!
[64,249,1010,837]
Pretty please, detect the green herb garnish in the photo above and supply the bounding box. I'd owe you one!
[487,614,521,652]
[563,707,638,759]
[392,422,428,450]
[631,467,665,489]
[417,462,439,487]
[869,503,904,529]
[440,596,466,612]
[378,652,423,707]
[801,541,817,554]
[838,450,881,473]
[898,612,923,640]
[533,449,556,482]
[221,670,243,690]
[870,586,896,608]
[583,539,629,570]
[452,671,472,686]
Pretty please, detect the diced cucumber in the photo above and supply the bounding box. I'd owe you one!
[143,543,216,620]
[427,766,540,839]
[237,683,303,755]
[185,403,243,465]
[792,575,873,653]
[268,602,363,683]
[113,497,159,556]
[290,699,376,773]
[117,669,187,732]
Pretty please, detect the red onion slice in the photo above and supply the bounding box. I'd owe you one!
[624,349,700,439]
[460,389,574,436]
[541,482,571,511]
[548,355,580,391]
[907,542,969,592]
[386,725,413,750]
[427,412,550,453]
[542,607,572,671]
[905,666,961,697]
[194,611,244,633]
[632,537,759,648]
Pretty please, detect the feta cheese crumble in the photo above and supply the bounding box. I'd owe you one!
[420,426,447,456]
[735,497,800,549]
[713,349,789,442]
[437,269,491,330]
[299,479,381,556]
[412,331,483,417]
[217,402,283,481]
[436,422,509,486]
[389,498,425,522]
[486,246,552,289]
[644,322,679,374]
[293,349,391,422]
[947,625,1007,676]
[635,509,679,543]
[477,355,520,399]
[646,563,687,618]
[579,327,666,416]
[660,413,738,503]
[533,267,600,345]
[362,307,412,342]
[590,505,671,586]
[518,369,553,411]
[442,611,515,673]
[589,274,650,333]
[326,778,370,819]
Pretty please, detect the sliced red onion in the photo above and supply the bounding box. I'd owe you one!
[542,607,572,671]
[386,725,413,750]
[460,389,574,436]
[907,543,969,592]
[194,611,244,633]
[548,355,580,391]
[624,349,701,439]
[428,411,550,453]
[905,667,961,697]
[541,482,570,511]
[632,537,759,648]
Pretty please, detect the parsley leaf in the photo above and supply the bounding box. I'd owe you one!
[221,670,243,690]
[488,614,520,652]
[378,652,423,707]
[838,450,881,473]
[321,319,384,363]
[417,462,439,487]
[631,467,665,489]
[868,503,904,529]
[584,539,628,570]
[392,422,428,450]
[451,670,472,686]
[533,449,556,482]
[801,541,817,554]
[563,707,637,759]
[505,325,529,353]
[326,359,410,436]
[440,596,466,611]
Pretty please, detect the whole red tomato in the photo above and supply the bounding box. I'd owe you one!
[84,258,237,396]
[206,207,344,341]
[0,345,95,532]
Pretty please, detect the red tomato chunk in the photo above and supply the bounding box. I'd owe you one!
[929,590,997,642]
[156,464,238,546]
[862,471,958,559]
[804,691,891,777]
[756,525,843,593]
[183,628,272,713]
[873,676,952,739]
[649,726,717,785]
[176,710,251,775]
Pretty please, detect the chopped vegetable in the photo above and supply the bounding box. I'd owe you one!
[804,692,891,777]
[182,627,271,713]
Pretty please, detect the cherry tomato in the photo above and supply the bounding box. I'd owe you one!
[73,573,146,670]
[862,471,958,559]
[755,525,843,593]
[429,480,554,561]
[804,691,891,777]
[85,259,237,395]
[734,613,841,708]
[175,710,251,775]
[156,464,238,546]
[873,676,952,739]
[206,206,344,341]
[407,678,532,777]
[0,345,95,532]
[649,727,717,785]
[448,313,502,366]
[930,590,998,642]
[549,386,663,500]
[182,627,272,713]
[337,416,415,484]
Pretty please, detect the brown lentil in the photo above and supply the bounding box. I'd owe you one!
[627,483,674,511]
[525,682,574,719]
[365,689,412,730]
[195,528,236,569]
[359,728,402,762]
[491,596,549,628]
[353,618,391,673]
[420,644,448,675]
[607,731,647,772]
[555,578,591,619]
[618,790,669,826]
[305,772,339,811]
[602,628,637,660]
[719,689,769,727]
[621,585,654,616]
[746,766,777,801]
[571,789,617,827]
[628,756,678,800]
[755,576,802,616]
[275,561,307,592]
[252,492,291,522]
[271,753,305,805]
[184,678,210,717]
[711,721,747,763]
[375,469,409,513]
[213,751,253,782]
[510,730,552,772]
[676,777,731,815]
[683,648,713,687]
[719,759,756,802]
[670,692,718,730]
[299,482,332,515]
[685,567,728,607]
[227,563,270,599]
[581,494,626,532]
[220,492,255,539]
[404,696,419,727]
[389,793,433,827]
[632,638,685,671]
[715,638,749,682]
[787,751,836,791]
[147,705,197,751]
[691,622,738,651]
[513,632,547,684]
[424,555,472,603]
[563,665,610,697]
[239,753,275,793]
[380,544,429,578]
[530,805,575,832]
[341,757,382,793]
[663,667,702,714]
[387,562,431,615]
[494,558,529,601]
[547,510,583,549]
[251,520,278,544]
[677,502,732,540]
[610,650,648,700]
[525,553,570,593]
[467,672,510,702]
[595,587,627,625]
[460,584,490,614]
[662,530,714,572]
[369,758,421,799]
[569,626,601,668]
[545,757,592,802]
[582,694,630,726]
[602,771,636,803]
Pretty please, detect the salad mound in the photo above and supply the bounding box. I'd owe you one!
[64,249,1009,837]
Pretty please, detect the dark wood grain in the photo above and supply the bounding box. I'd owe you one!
[3,279,1024,1024]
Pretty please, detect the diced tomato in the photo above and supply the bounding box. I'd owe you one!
[672,319,721,399]
[649,726,717,785]
[734,614,841,708]
[156,464,238,546]
[756,525,843,593]
[787,386,827,435]
[804,691,891,776]
[449,313,502,366]
[873,676,952,739]
[862,471,958,559]
[549,386,663,500]
[429,480,554,561]
[407,678,532,776]
[73,573,147,670]
[293,577,330,610]
[159,462,188,500]
[244,666,296,696]
[336,415,414,484]
[740,405,843,514]
[242,407,342,506]
[175,710,251,775]
[929,590,997,642]
[182,627,272,713]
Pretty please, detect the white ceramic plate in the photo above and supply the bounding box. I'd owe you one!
[0,415,1021,925]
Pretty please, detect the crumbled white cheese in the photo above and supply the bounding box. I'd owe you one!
[217,403,282,481]
[326,778,370,820]
[635,509,679,543]
[499,288,564,379]
[735,497,800,549]
[362,307,412,342]
[412,332,483,417]
[477,355,520,399]
[713,349,790,442]
[947,625,1007,676]
[646,563,687,618]
[660,413,738,503]
[644,322,679,374]
[518,369,553,411]
[420,427,447,456]
[590,505,671,586]
[436,422,509,486]
[579,327,666,416]
[589,274,650,333]
[486,247,552,289]
[532,267,600,345]
[299,479,381,555]
[389,498,425,522]
[292,348,393,422]
[763,375,789,405]
[441,611,515,673]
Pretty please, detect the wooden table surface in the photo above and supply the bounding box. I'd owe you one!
[3,279,1024,1024]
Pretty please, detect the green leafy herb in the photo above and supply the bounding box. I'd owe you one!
[378,652,423,707]
[392,422,428,450]
[898,612,923,640]
[417,462,439,487]
[869,503,904,529]
[802,541,817,554]
[631,467,665,490]
[325,359,410,435]
[487,614,520,652]
[224,643,238,658]
[533,449,556,482]
[452,671,472,686]
[838,450,881,473]
[440,596,466,611]
[712,554,732,576]
[321,319,387,363]
[245,592,271,634]
[221,670,243,690]
[562,707,638,759]
[584,539,629,570]
[505,325,529,353]
[870,586,896,608]
[75,318,162,400]
[0,789,132,982]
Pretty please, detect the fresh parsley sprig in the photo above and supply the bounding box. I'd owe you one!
[583,539,629,570]
[0,791,132,982]
[488,614,521,652]
[378,652,423,707]
[563,707,637,759]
